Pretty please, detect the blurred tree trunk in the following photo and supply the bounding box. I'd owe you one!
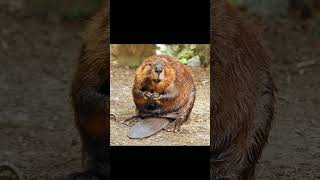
[111,44,156,67]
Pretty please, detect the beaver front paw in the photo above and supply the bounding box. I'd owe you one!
[143,91,152,99]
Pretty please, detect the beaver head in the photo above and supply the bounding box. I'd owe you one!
[138,58,173,84]
[149,60,166,83]
[135,56,176,91]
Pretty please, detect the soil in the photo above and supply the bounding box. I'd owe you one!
[255,16,320,180]
[0,10,84,180]
[110,65,210,146]
[0,7,319,180]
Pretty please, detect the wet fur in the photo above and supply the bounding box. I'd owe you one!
[210,0,276,179]
[70,1,109,179]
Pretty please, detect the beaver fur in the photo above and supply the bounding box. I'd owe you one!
[123,55,196,132]
[210,0,276,179]
[70,1,109,179]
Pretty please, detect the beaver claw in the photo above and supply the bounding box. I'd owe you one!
[164,119,182,132]
[143,91,152,99]
[121,116,140,126]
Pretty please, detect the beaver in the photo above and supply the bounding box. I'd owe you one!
[70,1,109,179]
[122,55,196,132]
[210,0,276,179]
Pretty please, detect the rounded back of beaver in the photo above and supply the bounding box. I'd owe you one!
[71,3,109,127]
[70,2,110,176]
[210,0,275,168]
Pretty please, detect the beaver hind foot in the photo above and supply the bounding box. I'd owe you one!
[121,116,141,126]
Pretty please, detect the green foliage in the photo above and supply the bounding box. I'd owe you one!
[156,44,209,66]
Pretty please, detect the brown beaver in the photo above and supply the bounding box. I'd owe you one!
[70,1,109,179]
[210,0,276,179]
[123,55,196,132]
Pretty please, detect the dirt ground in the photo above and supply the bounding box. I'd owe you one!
[0,7,320,180]
[110,65,210,146]
[0,10,84,180]
[255,16,320,179]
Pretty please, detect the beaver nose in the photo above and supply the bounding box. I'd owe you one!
[155,65,163,74]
